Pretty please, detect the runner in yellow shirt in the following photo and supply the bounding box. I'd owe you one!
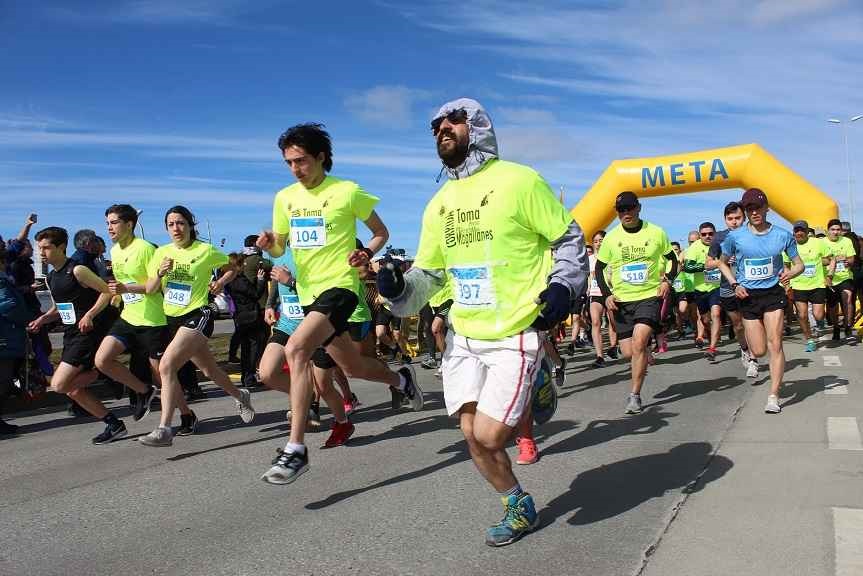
[594,192,677,415]
[683,221,722,360]
[257,123,422,485]
[376,99,589,546]
[824,218,857,343]
[139,206,255,447]
[94,204,165,423]
[783,220,832,351]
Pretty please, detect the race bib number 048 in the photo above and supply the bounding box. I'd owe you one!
[290,217,326,248]
[450,266,495,309]
[620,262,648,285]
[743,257,773,281]
[165,281,192,307]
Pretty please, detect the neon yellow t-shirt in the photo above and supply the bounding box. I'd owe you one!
[783,238,829,290]
[272,176,378,306]
[111,238,166,327]
[349,281,372,323]
[429,281,453,307]
[596,220,671,303]
[413,159,571,340]
[687,240,720,292]
[823,236,855,284]
[148,240,228,317]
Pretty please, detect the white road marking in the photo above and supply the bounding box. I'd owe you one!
[827,417,863,451]
[824,379,849,395]
[823,355,842,367]
[833,507,863,576]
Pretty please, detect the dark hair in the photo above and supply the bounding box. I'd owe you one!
[105,204,138,227]
[228,252,243,268]
[671,241,681,249]
[699,221,716,232]
[828,218,843,229]
[73,229,97,250]
[35,226,68,248]
[243,234,258,248]
[723,202,744,217]
[592,230,606,241]
[164,205,198,241]
[277,123,333,172]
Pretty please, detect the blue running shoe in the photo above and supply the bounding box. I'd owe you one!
[485,493,539,547]
[532,358,557,425]
[804,339,816,353]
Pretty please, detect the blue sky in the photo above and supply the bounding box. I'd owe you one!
[2,0,862,253]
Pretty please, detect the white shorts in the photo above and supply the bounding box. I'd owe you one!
[441,329,543,427]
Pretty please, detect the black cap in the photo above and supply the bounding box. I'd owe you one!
[615,191,640,210]
[792,220,808,231]
[741,188,768,208]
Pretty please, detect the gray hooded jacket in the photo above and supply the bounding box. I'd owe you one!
[388,98,589,320]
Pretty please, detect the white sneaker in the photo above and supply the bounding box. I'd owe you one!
[236,388,255,424]
[764,394,781,414]
[746,360,759,378]
[740,349,750,368]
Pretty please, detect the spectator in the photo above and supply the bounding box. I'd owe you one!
[227,253,267,387]
[0,240,35,434]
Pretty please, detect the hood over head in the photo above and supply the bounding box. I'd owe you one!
[432,98,498,180]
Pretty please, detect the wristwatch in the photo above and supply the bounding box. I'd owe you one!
[731,282,740,290]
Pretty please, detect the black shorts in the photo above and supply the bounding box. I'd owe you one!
[374,307,401,331]
[60,310,115,369]
[827,280,855,306]
[570,294,587,315]
[348,320,371,342]
[431,299,453,319]
[694,289,721,315]
[108,318,168,360]
[683,291,697,303]
[268,328,290,347]
[793,288,826,304]
[311,347,337,370]
[720,295,740,313]
[613,297,661,340]
[590,295,606,308]
[302,288,358,342]
[167,306,216,339]
[739,284,787,320]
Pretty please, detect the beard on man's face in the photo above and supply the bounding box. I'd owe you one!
[436,129,469,167]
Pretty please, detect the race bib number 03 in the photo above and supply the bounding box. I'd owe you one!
[450,266,495,309]
[280,293,305,319]
[620,262,648,285]
[802,264,817,278]
[57,302,76,325]
[165,281,192,307]
[290,217,326,248]
[744,257,773,281]
[704,269,721,283]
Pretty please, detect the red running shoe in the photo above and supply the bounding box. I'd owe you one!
[323,420,355,448]
[516,437,539,465]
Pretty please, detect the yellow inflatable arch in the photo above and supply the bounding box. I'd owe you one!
[571,143,838,239]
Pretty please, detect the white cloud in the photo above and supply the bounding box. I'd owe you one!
[344,85,432,128]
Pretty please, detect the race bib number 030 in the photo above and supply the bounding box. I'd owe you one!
[620,262,648,285]
[290,217,326,248]
[450,266,495,309]
[57,302,76,325]
[165,281,192,307]
[744,257,773,281]
[280,294,305,319]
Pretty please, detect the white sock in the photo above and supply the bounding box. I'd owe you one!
[285,442,305,455]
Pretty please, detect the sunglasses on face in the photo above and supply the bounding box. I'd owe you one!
[700,231,714,236]
[616,205,638,213]
[431,109,468,134]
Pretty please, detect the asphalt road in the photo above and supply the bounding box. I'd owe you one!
[3,331,862,575]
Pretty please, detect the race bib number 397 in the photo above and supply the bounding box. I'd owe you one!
[290,217,326,248]
[450,266,495,309]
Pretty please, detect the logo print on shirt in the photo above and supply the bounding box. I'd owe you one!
[480,190,494,207]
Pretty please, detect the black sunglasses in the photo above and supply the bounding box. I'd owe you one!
[431,109,468,134]
[616,204,638,213]
[700,231,714,236]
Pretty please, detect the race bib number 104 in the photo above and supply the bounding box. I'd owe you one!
[290,217,326,248]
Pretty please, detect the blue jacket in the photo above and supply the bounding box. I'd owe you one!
[0,274,30,359]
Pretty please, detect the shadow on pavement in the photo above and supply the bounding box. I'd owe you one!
[645,376,743,409]
[779,374,837,410]
[540,407,676,458]
[542,441,732,526]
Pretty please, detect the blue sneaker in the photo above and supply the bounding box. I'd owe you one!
[805,339,816,353]
[485,492,539,547]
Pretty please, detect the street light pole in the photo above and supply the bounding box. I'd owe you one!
[828,115,863,229]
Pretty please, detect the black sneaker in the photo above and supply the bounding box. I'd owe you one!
[553,357,567,388]
[398,365,424,411]
[592,356,605,368]
[833,327,841,341]
[177,410,198,436]
[309,402,322,428]
[185,385,206,401]
[0,420,19,435]
[92,420,127,445]
[133,386,157,422]
[606,347,619,360]
[846,329,857,344]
